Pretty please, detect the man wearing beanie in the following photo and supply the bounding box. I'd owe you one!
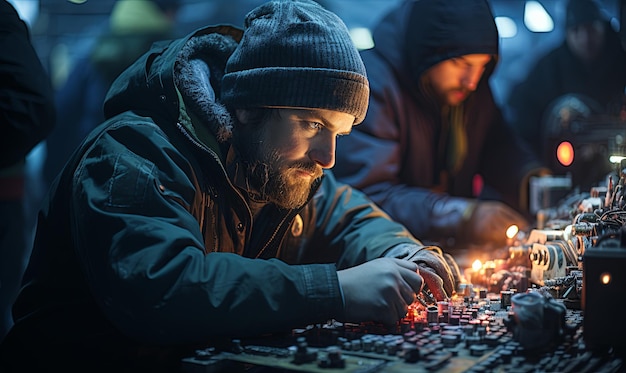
[0,1,457,371]
[333,0,549,251]
[506,0,626,185]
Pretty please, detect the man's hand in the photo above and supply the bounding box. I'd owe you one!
[383,244,457,300]
[465,201,529,246]
[337,258,423,325]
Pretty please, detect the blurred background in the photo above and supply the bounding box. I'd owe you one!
[9,0,624,107]
[6,0,626,226]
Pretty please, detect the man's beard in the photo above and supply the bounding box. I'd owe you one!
[234,126,322,210]
[252,149,321,209]
[445,87,471,106]
[420,75,469,107]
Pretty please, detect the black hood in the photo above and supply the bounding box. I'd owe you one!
[371,0,500,88]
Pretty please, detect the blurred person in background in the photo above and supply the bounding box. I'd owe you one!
[333,0,549,250]
[44,0,180,187]
[505,0,626,173]
[0,0,55,341]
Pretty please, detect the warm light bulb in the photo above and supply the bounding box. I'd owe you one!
[601,272,611,285]
[472,260,482,272]
[506,225,519,239]
[556,141,574,167]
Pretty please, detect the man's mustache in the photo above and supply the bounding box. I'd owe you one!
[290,162,323,178]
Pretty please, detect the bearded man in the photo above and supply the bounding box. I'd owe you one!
[0,1,456,371]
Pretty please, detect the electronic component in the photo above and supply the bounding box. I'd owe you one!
[181,165,626,372]
[582,239,626,353]
[529,241,573,285]
[506,290,571,350]
[181,296,622,373]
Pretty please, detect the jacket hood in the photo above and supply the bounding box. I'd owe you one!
[104,25,243,144]
[371,0,499,85]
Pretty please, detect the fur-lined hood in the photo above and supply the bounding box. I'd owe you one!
[104,25,243,146]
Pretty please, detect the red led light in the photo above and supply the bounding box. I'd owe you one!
[556,141,574,167]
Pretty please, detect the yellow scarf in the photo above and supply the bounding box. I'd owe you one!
[445,105,467,174]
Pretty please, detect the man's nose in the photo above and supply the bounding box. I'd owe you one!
[310,138,336,169]
[463,67,485,91]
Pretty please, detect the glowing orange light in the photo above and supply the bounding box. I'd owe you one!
[506,225,519,239]
[601,272,611,285]
[472,260,482,272]
[556,141,574,166]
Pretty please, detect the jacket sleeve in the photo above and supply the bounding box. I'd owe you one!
[308,171,457,298]
[307,170,424,269]
[0,1,55,169]
[71,121,344,344]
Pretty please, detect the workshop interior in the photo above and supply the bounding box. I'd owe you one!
[8,0,626,371]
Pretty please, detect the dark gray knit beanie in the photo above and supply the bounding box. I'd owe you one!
[221,0,369,124]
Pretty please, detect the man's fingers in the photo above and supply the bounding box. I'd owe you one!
[419,267,448,301]
[417,259,455,297]
[399,267,423,294]
[392,258,419,271]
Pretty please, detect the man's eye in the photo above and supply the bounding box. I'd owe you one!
[451,58,469,67]
[308,121,323,131]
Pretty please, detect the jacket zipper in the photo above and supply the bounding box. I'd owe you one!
[175,122,253,251]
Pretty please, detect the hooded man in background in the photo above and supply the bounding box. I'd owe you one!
[334,0,549,250]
